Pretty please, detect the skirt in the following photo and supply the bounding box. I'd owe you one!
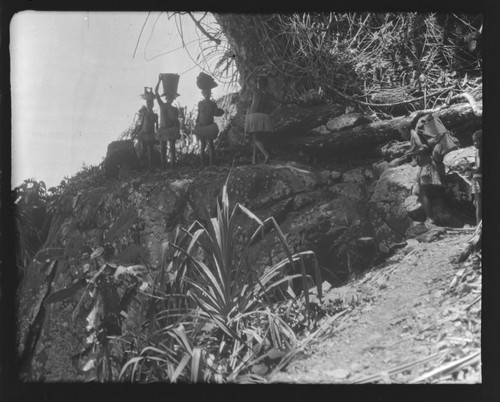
[194,123,219,140]
[156,126,180,141]
[245,112,273,134]
[138,128,156,142]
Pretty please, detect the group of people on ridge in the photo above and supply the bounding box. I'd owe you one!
[134,72,224,171]
[135,73,186,171]
[134,71,294,171]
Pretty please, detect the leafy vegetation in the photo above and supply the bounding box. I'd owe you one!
[14,179,52,271]
[15,12,483,383]
[117,182,323,382]
[22,180,326,382]
[118,100,202,166]
[206,13,482,115]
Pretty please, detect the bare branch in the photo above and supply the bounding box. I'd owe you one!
[187,12,221,45]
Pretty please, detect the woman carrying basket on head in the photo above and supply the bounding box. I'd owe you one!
[193,73,225,168]
[155,73,181,170]
[137,87,158,171]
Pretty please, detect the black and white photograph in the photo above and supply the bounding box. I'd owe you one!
[5,8,493,395]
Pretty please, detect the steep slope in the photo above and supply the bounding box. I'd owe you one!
[270,228,481,383]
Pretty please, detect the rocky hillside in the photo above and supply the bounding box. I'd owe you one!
[270,228,482,384]
[17,127,479,381]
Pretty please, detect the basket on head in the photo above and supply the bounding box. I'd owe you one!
[196,72,218,90]
[140,87,155,102]
[160,73,180,97]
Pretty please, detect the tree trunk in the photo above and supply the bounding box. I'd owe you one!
[284,101,482,156]
[272,103,344,136]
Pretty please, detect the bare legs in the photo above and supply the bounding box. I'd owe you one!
[160,141,167,170]
[145,142,151,171]
[160,140,176,170]
[169,139,176,168]
[252,132,269,165]
[199,138,215,168]
[207,140,215,167]
[419,184,447,225]
[420,189,435,225]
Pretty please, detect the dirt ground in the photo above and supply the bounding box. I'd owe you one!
[269,228,482,384]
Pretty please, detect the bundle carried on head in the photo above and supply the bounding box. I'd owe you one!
[415,113,458,161]
[196,72,218,90]
[141,87,155,101]
[160,73,180,97]
[416,113,448,139]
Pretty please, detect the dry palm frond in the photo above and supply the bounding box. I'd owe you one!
[352,352,444,383]
[205,12,481,114]
[409,351,480,383]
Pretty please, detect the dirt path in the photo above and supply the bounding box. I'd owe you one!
[270,229,481,384]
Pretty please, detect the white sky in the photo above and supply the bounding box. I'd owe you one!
[11,11,237,189]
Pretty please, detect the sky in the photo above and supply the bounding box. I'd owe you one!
[10,11,238,189]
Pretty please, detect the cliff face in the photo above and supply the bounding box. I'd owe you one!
[17,144,476,380]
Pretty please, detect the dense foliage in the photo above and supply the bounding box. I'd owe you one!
[14,179,51,271]
[115,184,324,382]
[22,181,327,382]
[209,13,482,115]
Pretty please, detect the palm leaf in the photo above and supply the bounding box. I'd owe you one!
[190,347,203,382]
[171,354,191,382]
[34,247,65,262]
[45,277,87,304]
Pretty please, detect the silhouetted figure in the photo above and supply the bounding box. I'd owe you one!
[155,74,180,170]
[245,75,294,164]
[194,73,224,167]
[138,87,158,171]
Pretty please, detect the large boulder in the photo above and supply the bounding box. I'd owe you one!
[244,166,377,284]
[103,140,141,179]
[369,164,418,253]
[442,147,476,219]
[444,146,475,175]
[377,140,412,161]
[369,150,476,239]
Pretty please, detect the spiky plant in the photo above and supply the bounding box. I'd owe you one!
[120,179,323,382]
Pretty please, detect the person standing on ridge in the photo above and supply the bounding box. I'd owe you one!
[194,72,225,168]
[245,74,295,165]
[155,73,181,170]
[138,87,158,171]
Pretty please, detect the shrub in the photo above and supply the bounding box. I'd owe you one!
[120,179,323,382]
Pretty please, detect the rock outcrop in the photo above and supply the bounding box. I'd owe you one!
[17,143,478,381]
[103,140,141,179]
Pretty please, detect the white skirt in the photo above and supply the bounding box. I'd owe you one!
[245,112,273,133]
